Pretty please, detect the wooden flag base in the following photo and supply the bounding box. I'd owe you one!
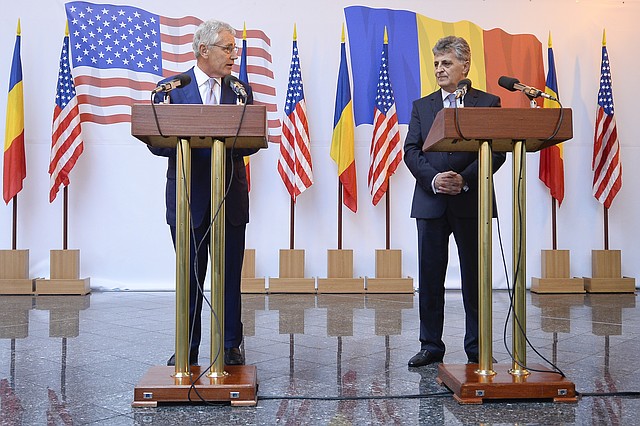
[240,249,266,293]
[365,249,414,293]
[530,250,584,294]
[317,249,364,293]
[34,250,90,295]
[0,250,34,295]
[268,249,315,293]
[133,365,258,407]
[583,250,635,293]
[437,363,577,404]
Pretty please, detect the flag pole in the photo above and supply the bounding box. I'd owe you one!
[289,198,295,249]
[385,187,390,250]
[551,198,557,250]
[63,186,69,250]
[12,196,17,249]
[337,181,343,250]
[603,207,609,250]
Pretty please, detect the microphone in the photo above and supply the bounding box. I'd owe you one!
[223,75,248,102]
[455,78,471,99]
[151,74,192,94]
[498,76,557,101]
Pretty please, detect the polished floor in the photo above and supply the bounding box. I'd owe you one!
[0,289,638,425]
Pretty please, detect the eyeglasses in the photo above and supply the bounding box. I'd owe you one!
[212,44,239,54]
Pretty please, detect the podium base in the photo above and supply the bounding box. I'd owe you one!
[0,279,34,295]
[583,277,636,293]
[530,277,585,294]
[268,278,316,293]
[133,365,257,407]
[34,278,91,295]
[241,278,266,293]
[436,363,577,404]
[317,278,364,293]
[365,278,414,293]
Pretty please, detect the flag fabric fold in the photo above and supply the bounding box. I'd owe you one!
[65,1,279,140]
[49,30,84,203]
[330,29,357,213]
[592,35,622,209]
[367,33,402,206]
[277,31,313,201]
[539,34,565,205]
[3,21,26,204]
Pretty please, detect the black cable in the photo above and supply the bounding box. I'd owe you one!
[495,144,565,378]
[256,391,454,401]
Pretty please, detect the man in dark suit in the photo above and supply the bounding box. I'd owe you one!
[403,36,505,367]
[149,20,258,366]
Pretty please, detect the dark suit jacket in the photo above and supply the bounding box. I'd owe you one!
[403,87,506,219]
[148,67,258,228]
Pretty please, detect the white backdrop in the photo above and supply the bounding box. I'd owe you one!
[1,0,639,291]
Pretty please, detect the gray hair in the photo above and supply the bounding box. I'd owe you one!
[432,35,471,64]
[193,20,236,58]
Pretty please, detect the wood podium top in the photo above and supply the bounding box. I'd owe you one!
[423,108,573,153]
[131,103,268,149]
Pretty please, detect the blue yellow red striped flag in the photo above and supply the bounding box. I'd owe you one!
[330,24,357,213]
[539,32,565,204]
[3,19,26,204]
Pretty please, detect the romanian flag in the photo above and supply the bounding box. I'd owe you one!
[344,6,545,125]
[539,32,564,205]
[3,20,26,204]
[330,25,357,213]
[239,24,251,192]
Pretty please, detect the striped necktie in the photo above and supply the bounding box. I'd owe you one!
[447,92,457,108]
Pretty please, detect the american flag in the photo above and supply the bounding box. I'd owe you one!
[277,36,313,201]
[368,37,401,206]
[592,41,622,209]
[50,31,84,203]
[65,2,280,139]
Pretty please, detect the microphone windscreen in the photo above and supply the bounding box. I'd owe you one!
[178,73,192,86]
[223,74,239,87]
[498,76,519,91]
[458,78,472,89]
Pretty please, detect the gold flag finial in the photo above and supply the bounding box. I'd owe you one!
[16,18,21,36]
[548,31,552,48]
[341,23,345,43]
[293,23,297,41]
[65,20,69,37]
[243,22,246,40]
[383,26,388,45]
[602,29,606,46]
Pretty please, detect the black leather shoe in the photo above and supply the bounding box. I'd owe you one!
[224,347,245,365]
[408,350,443,367]
[167,351,199,366]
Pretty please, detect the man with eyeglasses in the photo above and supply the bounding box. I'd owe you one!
[149,20,257,367]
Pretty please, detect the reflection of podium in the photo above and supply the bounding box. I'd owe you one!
[131,103,267,406]
[425,108,577,403]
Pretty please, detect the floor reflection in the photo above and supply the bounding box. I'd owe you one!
[0,291,638,425]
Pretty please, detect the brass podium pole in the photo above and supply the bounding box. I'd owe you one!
[511,141,529,376]
[174,137,191,378]
[477,140,495,376]
[209,139,226,378]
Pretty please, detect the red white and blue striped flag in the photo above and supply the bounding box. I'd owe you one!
[50,28,84,203]
[368,30,402,206]
[592,32,622,209]
[65,1,279,139]
[277,29,313,201]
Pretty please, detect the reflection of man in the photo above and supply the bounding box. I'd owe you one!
[403,36,505,367]
[149,20,258,366]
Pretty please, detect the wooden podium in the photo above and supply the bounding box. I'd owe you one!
[131,103,267,406]
[424,108,577,404]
